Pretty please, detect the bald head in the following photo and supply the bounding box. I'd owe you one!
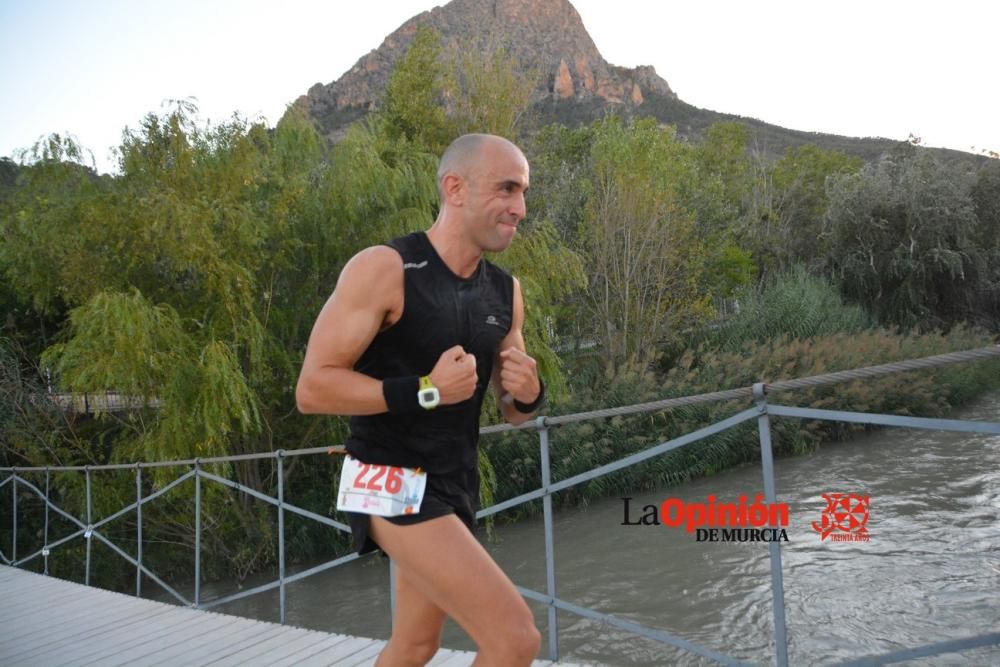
[437,134,524,200]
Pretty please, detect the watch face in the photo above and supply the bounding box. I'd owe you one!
[418,387,440,409]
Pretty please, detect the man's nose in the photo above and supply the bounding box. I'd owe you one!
[510,192,526,220]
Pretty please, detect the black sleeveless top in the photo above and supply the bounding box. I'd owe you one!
[345,232,514,474]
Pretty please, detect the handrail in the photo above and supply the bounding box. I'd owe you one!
[2,344,999,665]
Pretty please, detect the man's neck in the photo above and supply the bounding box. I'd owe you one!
[426,218,482,278]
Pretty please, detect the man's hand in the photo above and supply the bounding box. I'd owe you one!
[498,348,540,404]
[429,345,478,405]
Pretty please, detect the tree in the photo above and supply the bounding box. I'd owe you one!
[452,46,538,140]
[380,25,456,154]
[748,144,862,277]
[583,118,713,371]
[822,149,979,329]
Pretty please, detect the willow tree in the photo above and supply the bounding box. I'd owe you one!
[381,25,456,154]
[452,46,538,140]
[583,118,713,371]
[823,149,979,329]
[747,144,862,277]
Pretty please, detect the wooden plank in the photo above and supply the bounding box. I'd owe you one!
[262,634,354,667]
[0,597,146,645]
[2,600,175,657]
[1,597,176,664]
[0,569,71,596]
[0,567,588,667]
[13,583,175,624]
[7,601,183,666]
[181,621,290,665]
[0,576,102,622]
[96,611,243,667]
[266,634,370,667]
[207,625,330,667]
[141,616,295,667]
[434,651,477,666]
[325,640,385,666]
[68,607,225,666]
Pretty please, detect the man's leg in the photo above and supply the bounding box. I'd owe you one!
[369,514,541,667]
[375,566,447,666]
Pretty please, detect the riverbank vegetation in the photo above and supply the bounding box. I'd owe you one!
[2,28,998,589]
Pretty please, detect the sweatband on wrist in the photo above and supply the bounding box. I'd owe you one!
[383,376,420,415]
[513,377,546,414]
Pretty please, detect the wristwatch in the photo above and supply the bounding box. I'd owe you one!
[417,375,440,409]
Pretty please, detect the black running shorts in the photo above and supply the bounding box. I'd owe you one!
[346,466,479,555]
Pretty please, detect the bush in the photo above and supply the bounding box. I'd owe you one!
[485,326,1000,518]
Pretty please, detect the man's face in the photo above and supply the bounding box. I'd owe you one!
[461,142,530,253]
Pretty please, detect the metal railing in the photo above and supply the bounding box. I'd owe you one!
[3,345,1000,666]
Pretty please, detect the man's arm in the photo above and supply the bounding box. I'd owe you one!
[296,246,403,415]
[492,278,543,426]
[297,246,479,416]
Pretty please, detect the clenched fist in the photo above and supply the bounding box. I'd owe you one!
[429,345,478,405]
[498,347,540,405]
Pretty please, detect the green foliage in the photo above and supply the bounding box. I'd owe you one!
[322,121,439,258]
[969,160,1000,327]
[747,144,863,277]
[823,149,982,329]
[380,25,456,153]
[487,325,1000,515]
[452,46,537,140]
[583,117,714,370]
[692,267,873,352]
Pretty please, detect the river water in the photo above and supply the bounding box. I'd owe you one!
[202,392,1000,666]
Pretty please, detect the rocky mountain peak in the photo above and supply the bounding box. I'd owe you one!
[295,0,675,137]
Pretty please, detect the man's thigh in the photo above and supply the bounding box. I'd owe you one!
[370,514,531,643]
[391,565,447,645]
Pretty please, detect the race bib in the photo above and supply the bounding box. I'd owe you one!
[336,455,427,517]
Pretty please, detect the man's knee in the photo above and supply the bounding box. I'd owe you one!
[404,636,441,664]
[482,612,541,662]
[384,635,440,666]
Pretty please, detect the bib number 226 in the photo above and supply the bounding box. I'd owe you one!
[337,455,427,517]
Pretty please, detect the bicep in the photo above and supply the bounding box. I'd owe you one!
[302,248,400,374]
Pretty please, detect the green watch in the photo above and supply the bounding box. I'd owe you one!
[417,375,440,410]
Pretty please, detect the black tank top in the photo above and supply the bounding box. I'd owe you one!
[345,231,514,474]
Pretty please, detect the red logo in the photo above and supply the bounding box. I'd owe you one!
[812,493,870,542]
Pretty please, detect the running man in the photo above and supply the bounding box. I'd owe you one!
[296,134,545,666]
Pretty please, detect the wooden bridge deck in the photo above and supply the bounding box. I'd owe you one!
[0,566,583,666]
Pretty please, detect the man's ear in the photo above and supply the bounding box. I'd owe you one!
[441,173,464,206]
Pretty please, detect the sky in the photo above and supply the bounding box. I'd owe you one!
[1,0,997,175]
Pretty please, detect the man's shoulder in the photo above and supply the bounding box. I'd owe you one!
[341,245,404,283]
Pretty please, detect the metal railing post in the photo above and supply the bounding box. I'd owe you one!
[389,559,397,626]
[85,466,92,586]
[11,467,17,564]
[43,468,50,575]
[538,416,559,662]
[194,459,201,607]
[136,463,142,597]
[276,451,286,624]
[753,383,789,667]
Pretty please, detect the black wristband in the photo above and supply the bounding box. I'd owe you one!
[513,377,545,414]
[383,376,420,415]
